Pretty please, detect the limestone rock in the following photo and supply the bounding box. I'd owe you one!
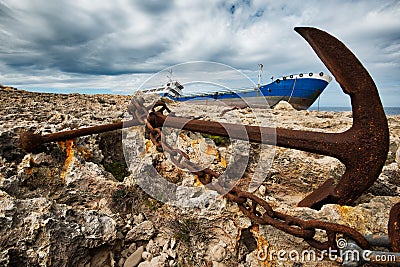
[1,88,399,267]
[210,244,226,262]
[125,221,155,241]
[396,145,400,166]
[145,239,160,255]
[124,246,144,267]
[273,100,295,111]
[0,191,116,266]
[141,251,152,261]
[137,252,168,267]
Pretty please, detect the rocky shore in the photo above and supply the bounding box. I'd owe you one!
[0,86,399,267]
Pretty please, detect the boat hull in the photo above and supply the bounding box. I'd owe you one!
[152,73,331,110]
[185,95,321,110]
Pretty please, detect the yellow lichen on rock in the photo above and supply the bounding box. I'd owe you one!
[337,205,369,232]
[76,145,92,160]
[219,156,227,168]
[145,139,153,153]
[193,174,206,187]
[251,225,273,267]
[58,140,75,183]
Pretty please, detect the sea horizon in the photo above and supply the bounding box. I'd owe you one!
[4,86,400,116]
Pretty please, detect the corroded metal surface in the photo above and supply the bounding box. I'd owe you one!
[389,202,400,252]
[294,27,389,208]
[19,117,144,152]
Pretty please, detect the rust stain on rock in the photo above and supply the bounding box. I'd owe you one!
[58,140,75,183]
[205,144,216,155]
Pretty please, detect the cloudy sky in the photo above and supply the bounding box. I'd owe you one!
[0,0,399,107]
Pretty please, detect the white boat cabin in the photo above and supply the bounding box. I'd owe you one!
[142,81,184,97]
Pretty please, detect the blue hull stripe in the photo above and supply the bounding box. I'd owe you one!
[156,77,329,110]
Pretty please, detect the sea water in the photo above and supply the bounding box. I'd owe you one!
[309,107,400,116]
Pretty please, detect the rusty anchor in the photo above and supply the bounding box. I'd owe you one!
[19,27,389,210]
[146,28,389,209]
[292,27,389,208]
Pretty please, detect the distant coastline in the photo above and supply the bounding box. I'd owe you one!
[310,106,400,115]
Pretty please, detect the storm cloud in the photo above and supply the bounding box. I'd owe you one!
[0,0,399,106]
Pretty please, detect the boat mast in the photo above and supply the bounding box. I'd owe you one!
[257,64,263,88]
[167,69,173,82]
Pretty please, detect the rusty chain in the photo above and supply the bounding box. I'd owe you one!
[131,98,370,255]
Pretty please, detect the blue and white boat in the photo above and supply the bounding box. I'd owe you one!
[142,67,332,110]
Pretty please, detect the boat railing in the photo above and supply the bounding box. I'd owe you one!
[274,72,329,80]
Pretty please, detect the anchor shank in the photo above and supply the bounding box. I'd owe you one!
[151,113,344,158]
[42,121,124,143]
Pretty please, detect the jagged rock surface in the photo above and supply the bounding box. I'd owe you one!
[0,87,399,267]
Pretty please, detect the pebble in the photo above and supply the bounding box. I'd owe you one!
[210,244,226,262]
[273,100,295,111]
[116,231,124,239]
[133,213,145,225]
[212,261,227,267]
[141,251,152,261]
[138,253,168,267]
[170,238,176,249]
[162,240,169,252]
[166,248,176,259]
[146,239,160,255]
[123,246,144,267]
[258,185,266,195]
